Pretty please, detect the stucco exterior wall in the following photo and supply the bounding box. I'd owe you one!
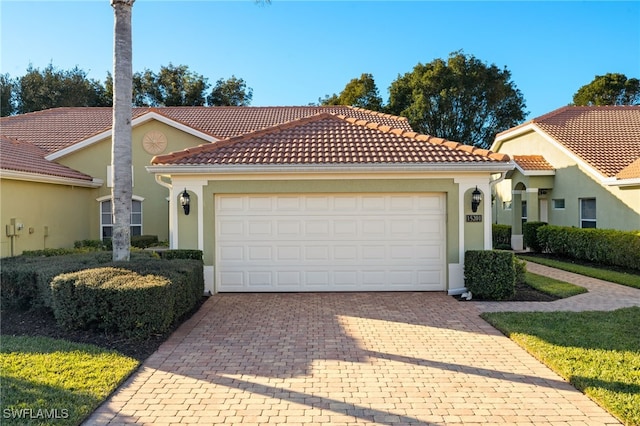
[494,130,640,231]
[56,121,214,241]
[0,179,94,257]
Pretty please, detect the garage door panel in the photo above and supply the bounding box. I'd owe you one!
[215,194,446,292]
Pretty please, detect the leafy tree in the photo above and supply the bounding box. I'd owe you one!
[17,64,110,114]
[387,51,527,149]
[573,73,640,106]
[111,0,135,262]
[130,63,208,107]
[207,75,253,106]
[320,73,383,111]
[1,73,16,116]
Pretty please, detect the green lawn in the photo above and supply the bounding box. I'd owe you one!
[0,336,139,426]
[483,307,640,425]
[519,254,640,289]
[525,271,587,298]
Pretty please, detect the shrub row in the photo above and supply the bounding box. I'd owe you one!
[536,225,640,271]
[465,250,524,300]
[523,221,547,252]
[50,257,203,339]
[492,224,512,250]
[0,250,203,311]
[1,251,114,310]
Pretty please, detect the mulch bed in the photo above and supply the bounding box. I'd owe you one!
[453,280,560,302]
[0,298,208,361]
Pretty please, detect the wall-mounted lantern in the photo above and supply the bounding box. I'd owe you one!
[471,186,482,213]
[180,189,191,215]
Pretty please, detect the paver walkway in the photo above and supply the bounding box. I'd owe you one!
[474,262,640,313]
[84,263,637,425]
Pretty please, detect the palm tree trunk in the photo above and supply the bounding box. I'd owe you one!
[111,0,134,261]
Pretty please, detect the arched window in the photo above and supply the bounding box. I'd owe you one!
[100,199,143,240]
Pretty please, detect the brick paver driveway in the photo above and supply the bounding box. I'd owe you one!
[87,292,620,425]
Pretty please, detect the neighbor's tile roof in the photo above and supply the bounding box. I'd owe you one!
[152,113,510,166]
[617,158,640,179]
[531,106,640,178]
[513,155,554,171]
[0,106,411,155]
[0,135,94,181]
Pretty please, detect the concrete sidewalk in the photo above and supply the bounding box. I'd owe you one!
[84,269,632,425]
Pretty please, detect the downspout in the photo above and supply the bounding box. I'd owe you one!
[155,174,172,191]
[154,175,174,248]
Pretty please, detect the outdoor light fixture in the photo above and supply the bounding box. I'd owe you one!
[471,186,482,213]
[180,189,190,215]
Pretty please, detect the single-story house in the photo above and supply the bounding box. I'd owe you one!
[491,105,640,250]
[1,106,512,294]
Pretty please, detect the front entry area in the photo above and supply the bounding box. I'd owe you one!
[214,193,446,292]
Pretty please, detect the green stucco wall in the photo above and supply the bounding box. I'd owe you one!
[0,179,94,257]
[57,121,212,241]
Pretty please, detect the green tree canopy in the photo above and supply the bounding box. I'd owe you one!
[207,75,253,106]
[320,73,383,111]
[387,51,527,149]
[17,64,110,114]
[572,73,640,106]
[1,73,16,117]
[130,63,208,107]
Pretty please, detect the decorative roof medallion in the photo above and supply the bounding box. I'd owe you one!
[142,130,168,155]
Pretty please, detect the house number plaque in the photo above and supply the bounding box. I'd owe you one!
[466,214,482,222]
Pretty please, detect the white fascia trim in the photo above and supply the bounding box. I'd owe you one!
[604,177,640,187]
[1,170,103,188]
[146,162,515,176]
[46,111,219,161]
[491,123,538,151]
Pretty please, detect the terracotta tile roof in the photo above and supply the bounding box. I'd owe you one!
[617,158,640,179]
[0,106,411,155]
[152,113,510,166]
[0,135,94,181]
[531,106,640,178]
[513,155,554,171]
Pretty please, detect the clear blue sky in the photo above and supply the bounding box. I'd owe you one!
[1,1,639,119]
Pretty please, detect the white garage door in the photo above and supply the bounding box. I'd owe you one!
[215,193,446,292]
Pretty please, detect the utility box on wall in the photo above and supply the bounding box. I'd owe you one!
[6,218,24,236]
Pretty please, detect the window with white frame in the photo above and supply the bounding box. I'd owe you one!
[552,199,565,209]
[521,200,527,226]
[100,199,142,240]
[580,198,596,228]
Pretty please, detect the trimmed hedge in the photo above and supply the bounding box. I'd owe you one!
[131,235,159,249]
[523,221,547,252]
[1,251,114,310]
[537,225,640,271]
[492,224,512,250]
[464,250,518,300]
[0,250,204,314]
[157,249,203,260]
[51,268,175,339]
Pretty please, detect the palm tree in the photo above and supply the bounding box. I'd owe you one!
[111,0,134,261]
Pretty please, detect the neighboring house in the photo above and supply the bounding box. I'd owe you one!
[491,105,640,250]
[1,106,512,294]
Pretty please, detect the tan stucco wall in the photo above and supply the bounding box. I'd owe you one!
[0,179,94,257]
[56,121,213,241]
[494,130,640,231]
